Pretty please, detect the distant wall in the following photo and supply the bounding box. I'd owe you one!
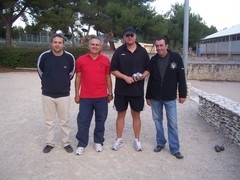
[188,64,240,81]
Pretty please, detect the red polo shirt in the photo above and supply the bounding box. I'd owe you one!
[76,53,110,98]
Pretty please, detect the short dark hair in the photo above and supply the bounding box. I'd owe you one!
[51,33,65,43]
[156,35,169,44]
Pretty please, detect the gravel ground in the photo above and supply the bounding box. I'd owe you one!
[0,71,240,180]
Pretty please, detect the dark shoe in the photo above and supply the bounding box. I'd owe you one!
[64,145,73,153]
[43,145,54,153]
[173,152,184,159]
[215,145,221,152]
[153,145,164,152]
[215,145,225,152]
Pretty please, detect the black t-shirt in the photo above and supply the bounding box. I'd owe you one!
[111,43,150,96]
[157,52,170,81]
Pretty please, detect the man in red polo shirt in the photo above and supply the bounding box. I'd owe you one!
[74,36,113,155]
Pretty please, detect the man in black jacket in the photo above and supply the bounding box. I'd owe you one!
[146,36,187,159]
[37,33,75,153]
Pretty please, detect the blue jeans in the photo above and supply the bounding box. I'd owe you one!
[151,99,180,154]
[76,97,108,147]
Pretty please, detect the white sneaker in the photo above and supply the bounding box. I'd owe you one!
[95,143,103,152]
[133,139,143,151]
[112,139,123,151]
[76,147,85,155]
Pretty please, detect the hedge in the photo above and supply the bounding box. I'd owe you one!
[0,46,88,68]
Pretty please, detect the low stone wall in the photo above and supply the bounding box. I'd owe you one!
[188,64,240,81]
[193,87,240,146]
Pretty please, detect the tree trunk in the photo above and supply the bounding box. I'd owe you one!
[70,26,75,46]
[5,22,12,46]
[87,25,91,36]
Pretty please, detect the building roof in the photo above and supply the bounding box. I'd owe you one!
[203,24,240,40]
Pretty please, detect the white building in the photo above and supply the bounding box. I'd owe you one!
[200,24,240,60]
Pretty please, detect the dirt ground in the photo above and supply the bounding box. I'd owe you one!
[0,71,240,180]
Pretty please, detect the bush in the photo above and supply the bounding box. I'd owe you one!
[0,46,88,68]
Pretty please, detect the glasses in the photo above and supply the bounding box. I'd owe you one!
[125,34,134,38]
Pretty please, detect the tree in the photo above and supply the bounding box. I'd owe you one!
[35,0,81,45]
[1,0,216,48]
[164,2,217,50]
[0,0,27,46]
[0,0,51,46]
[164,3,184,49]
[79,0,157,40]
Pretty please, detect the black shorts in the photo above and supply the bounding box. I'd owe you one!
[114,94,144,112]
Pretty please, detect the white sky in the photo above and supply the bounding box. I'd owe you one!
[151,0,240,31]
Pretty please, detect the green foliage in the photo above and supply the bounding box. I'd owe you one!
[164,3,184,48]
[80,0,157,38]
[0,0,218,49]
[0,46,88,68]
[0,0,54,46]
[164,3,217,49]
[67,46,89,59]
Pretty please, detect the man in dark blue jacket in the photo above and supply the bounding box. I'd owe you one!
[146,36,187,159]
[37,33,75,153]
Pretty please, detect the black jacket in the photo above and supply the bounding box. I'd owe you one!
[146,50,187,101]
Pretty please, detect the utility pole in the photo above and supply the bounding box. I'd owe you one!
[183,0,189,77]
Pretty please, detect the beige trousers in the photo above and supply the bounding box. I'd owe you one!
[42,95,71,147]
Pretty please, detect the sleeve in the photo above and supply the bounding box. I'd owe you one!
[145,60,153,99]
[144,50,151,72]
[67,52,75,80]
[36,52,45,79]
[110,49,120,71]
[177,54,187,98]
[75,57,82,73]
[105,57,111,75]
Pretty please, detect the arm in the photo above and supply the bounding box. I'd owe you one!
[177,53,187,103]
[141,70,150,80]
[111,70,135,84]
[179,98,186,104]
[145,59,153,100]
[110,48,135,84]
[145,70,151,106]
[74,72,81,104]
[146,99,151,106]
[106,74,113,103]
[69,54,76,80]
[36,52,45,79]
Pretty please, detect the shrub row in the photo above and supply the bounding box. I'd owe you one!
[0,46,88,68]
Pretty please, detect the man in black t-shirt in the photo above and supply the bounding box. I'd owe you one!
[110,27,150,152]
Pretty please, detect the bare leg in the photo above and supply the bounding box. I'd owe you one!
[131,109,141,139]
[116,111,127,138]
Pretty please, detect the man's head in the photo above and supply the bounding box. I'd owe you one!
[123,27,136,46]
[51,33,65,55]
[88,36,102,54]
[155,36,169,57]
[51,33,65,44]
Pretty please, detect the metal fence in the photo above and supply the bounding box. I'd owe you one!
[0,33,52,47]
[15,33,51,43]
